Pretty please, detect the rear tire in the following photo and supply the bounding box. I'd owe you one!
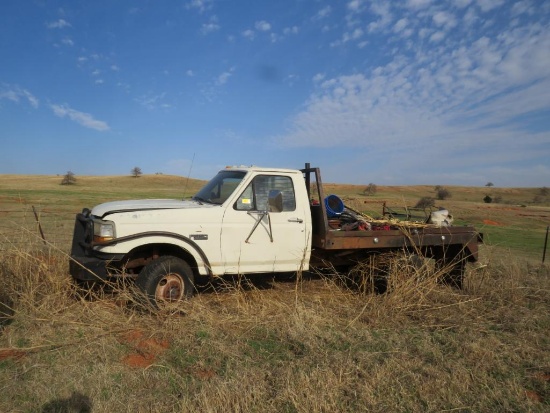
[439,250,466,289]
[135,256,195,309]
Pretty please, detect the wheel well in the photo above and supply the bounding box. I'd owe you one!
[123,243,200,277]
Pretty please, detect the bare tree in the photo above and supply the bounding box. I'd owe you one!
[435,187,451,200]
[363,183,377,196]
[61,171,76,185]
[415,197,435,210]
[131,167,142,178]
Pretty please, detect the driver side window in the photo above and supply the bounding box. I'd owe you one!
[234,175,296,212]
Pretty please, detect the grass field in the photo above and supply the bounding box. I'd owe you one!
[0,174,549,412]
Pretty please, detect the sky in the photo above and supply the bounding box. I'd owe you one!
[1,0,549,187]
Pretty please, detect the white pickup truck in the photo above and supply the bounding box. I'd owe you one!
[70,164,481,308]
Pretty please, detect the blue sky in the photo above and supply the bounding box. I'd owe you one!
[1,0,549,187]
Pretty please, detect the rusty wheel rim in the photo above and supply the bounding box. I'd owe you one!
[155,273,184,303]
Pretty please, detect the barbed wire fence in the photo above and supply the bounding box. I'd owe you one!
[0,206,75,253]
[1,204,549,263]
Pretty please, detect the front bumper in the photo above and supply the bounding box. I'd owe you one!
[69,211,124,281]
[69,255,116,281]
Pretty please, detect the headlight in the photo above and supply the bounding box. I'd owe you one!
[92,219,116,243]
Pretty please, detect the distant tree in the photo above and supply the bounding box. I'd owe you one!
[435,187,451,200]
[415,197,435,210]
[363,183,377,196]
[485,182,494,187]
[131,166,142,178]
[539,187,549,196]
[61,171,76,185]
[483,195,492,203]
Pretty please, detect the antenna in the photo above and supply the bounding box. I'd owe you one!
[182,152,196,200]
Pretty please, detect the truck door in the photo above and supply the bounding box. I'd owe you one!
[220,174,308,274]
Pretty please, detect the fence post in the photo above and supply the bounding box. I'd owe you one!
[32,206,47,245]
[543,225,549,264]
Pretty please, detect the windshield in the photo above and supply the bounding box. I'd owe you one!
[193,170,247,205]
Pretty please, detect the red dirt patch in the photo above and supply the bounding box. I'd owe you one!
[533,372,550,382]
[525,390,543,403]
[192,367,217,381]
[483,219,503,226]
[0,349,27,361]
[118,329,170,368]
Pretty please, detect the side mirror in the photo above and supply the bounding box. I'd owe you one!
[268,190,283,212]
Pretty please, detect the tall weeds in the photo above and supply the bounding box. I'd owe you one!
[1,240,548,412]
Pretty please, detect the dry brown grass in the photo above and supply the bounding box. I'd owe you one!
[1,174,549,411]
[0,235,548,412]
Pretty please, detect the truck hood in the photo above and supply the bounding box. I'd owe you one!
[91,199,212,218]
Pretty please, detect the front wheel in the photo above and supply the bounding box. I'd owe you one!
[135,256,195,309]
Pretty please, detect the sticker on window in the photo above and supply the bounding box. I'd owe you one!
[242,199,251,204]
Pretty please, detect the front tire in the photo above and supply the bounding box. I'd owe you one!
[135,256,195,309]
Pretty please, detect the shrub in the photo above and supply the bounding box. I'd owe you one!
[363,183,377,196]
[415,197,435,209]
[61,171,76,185]
[435,187,451,200]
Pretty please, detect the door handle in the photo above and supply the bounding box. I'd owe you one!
[288,218,303,223]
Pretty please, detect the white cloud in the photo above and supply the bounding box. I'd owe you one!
[186,69,194,77]
[406,0,432,9]
[135,93,168,110]
[201,22,220,34]
[429,31,445,42]
[312,73,325,83]
[216,68,234,85]
[242,29,255,40]
[343,28,364,42]
[314,6,332,20]
[511,1,535,16]
[185,0,213,13]
[368,2,393,33]
[283,26,299,35]
[477,0,505,12]
[111,65,120,71]
[347,0,363,12]
[432,11,457,29]
[50,104,109,131]
[0,86,39,108]
[393,18,408,33]
[455,0,473,8]
[255,21,271,32]
[275,14,550,185]
[61,37,74,46]
[46,19,71,29]
[201,15,220,35]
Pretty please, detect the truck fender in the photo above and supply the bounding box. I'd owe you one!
[98,231,213,276]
